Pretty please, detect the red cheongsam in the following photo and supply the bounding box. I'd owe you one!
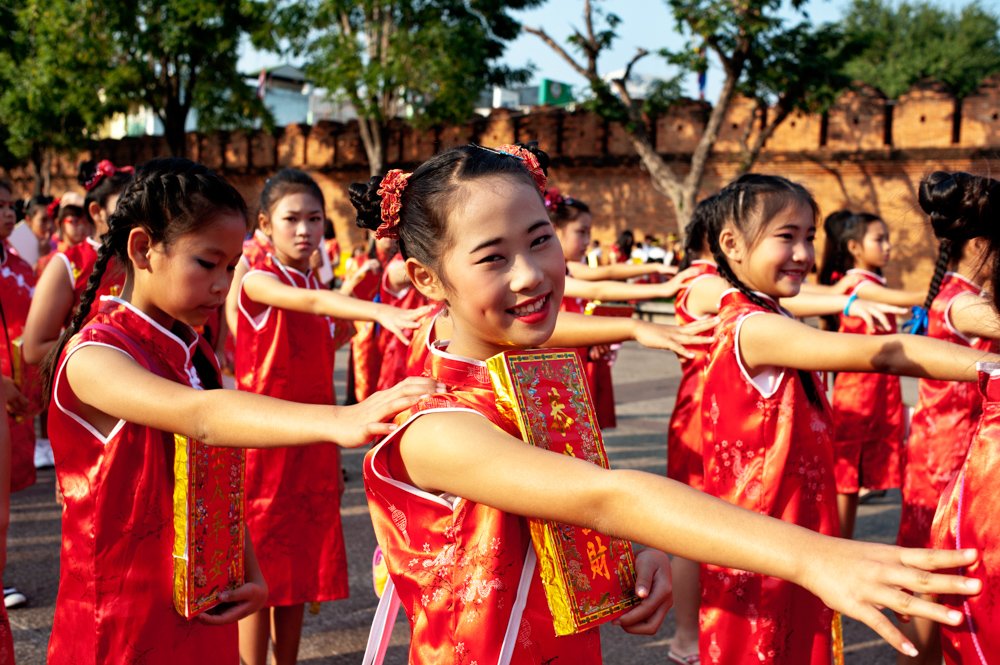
[375,253,428,391]
[239,230,272,271]
[235,253,348,606]
[831,269,904,493]
[898,272,996,549]
[349,265,384,402]
[47,297,237,664]
[699,289,838,665]
[363,342,601,665]
[666,260,717,490]
[1,242,37,491]
[931,361,1000,665]
[404,303,445,378]
[560,270,617,429]
[53,237,126,323]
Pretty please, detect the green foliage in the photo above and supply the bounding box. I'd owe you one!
[278,0,542,130]
[841,0,1000,98]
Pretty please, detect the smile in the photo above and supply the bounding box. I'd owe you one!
[508,293,551,320]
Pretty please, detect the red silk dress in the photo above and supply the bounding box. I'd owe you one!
[53,237,126,323]
[666,260,717,490]
[898,272,995,549]
[375,253,429,391]
[405,303,444,378]
[931,362,1000,665]
[363,342,601,665]
[831,270,903,493]
[47,297,237,664]
[239,230,272,271]
[235,253,348,606]
[348,264,384,402]
[699,290,838,665]
[1,242,38,492]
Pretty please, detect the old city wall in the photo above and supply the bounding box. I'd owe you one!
[6,76,1000,290]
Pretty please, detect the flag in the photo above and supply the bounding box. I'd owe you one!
[256,69,267,101]
[538,79,574,106]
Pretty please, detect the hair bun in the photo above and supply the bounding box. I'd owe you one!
[349,176,384,233]
[919,171,969,236]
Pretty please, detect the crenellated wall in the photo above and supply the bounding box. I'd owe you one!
[6,76,1000,290]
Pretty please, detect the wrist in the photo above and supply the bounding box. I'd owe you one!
[843,293,859,316]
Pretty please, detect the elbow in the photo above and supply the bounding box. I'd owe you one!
[22,341,44,366]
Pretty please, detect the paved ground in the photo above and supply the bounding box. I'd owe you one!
[6,342,916,663]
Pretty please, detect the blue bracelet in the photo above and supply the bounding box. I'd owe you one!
[843,293,859,316]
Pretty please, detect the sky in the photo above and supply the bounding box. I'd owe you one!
[238,0,852,104]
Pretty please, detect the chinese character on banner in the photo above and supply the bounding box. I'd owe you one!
[587,535,611,581]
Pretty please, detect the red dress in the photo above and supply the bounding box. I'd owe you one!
[349,264,384,402]
[561,277,617,429]
[363,342,601,665]
[47,297,237,664]
[235,253,348,606]
[53,237,126,323]
[1,242,38,492]
[931,362,1000,665]
[375,253,429,391]
[699,290,838,665]
[898,272,995,549]
[831,269,904,493]
[666,260,717,490]
[405,303,445,378]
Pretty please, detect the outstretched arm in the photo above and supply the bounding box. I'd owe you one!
[22,257,75,364]
[739,311,998,378]
[547,311,715,359]
[567,261,675,282]
[852,281,926,308]
[242,272,429,344]
[398,414,979,657]
[947,292,1000,341]
[64,345,441,449]
[564,268,695,303]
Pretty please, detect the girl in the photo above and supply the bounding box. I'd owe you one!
[900,171,1000,665]
[352,144,982,665]
[21,159,134,365]
[819,211,906,538]
[42,158,439,665]
[36,204,92,276]
[0,390,14,663]
[233,168,428,665]
[695,173,998,664]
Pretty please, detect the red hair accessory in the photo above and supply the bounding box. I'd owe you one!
[84,159,134,192]
[46,197,61,218]
[543,188,564,211]
[376,169,412,240]
[493,144,547,195]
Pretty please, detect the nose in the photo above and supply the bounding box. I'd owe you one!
[509,251,544,293]
[792,238,813,264]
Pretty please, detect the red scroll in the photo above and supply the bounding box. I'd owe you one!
[486,349,640,635]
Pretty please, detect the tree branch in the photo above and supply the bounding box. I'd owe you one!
[523,26,591,81]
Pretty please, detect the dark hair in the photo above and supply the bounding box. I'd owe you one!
[26,195,53,218]
[348,144,547,272]
[78,160,133,225]
[0,179,12,196]
[679,195,718,270]
[818,210,883,286]
[57,204,86,223]
[708,173,824,407]
[918,171,999,312]
[43,158,249,398]
[545,189,591,228]
[616,230,634,257]
[259,168,326,219]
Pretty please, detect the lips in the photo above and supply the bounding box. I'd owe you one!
[507,293,551,324]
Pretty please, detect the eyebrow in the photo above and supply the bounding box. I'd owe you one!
[468,220,551,255]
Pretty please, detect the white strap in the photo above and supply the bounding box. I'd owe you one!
[362,577,401,665]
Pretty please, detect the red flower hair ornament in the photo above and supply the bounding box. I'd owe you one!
[84,160,135,192]
[493,144,547,195]
[46,198,62,219]
[376,169,412,240]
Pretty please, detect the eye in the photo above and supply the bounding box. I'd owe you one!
[196,258,216,270]
[476,254,505,265]
[531,233,553,247]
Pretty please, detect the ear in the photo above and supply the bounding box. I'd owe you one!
[406,257,447,302]
[87,201,103,223]
[846,237,863,259]
[257,212,271,236]
[718,225,744,264]
[127,227,154,272]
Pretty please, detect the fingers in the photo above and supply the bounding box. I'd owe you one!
[871,309,891,332]
[195,584,265,625]
[851,604,918,658]
[897,547,978,573]
[679,317,719,335]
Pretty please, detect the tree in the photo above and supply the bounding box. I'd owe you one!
[0,0,111,193]
[526,0,852,235]
[276,0,543,176]
[841,0,1000,99]
[93,0,276,156]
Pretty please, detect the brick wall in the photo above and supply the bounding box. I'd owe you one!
[6,76,1000,290]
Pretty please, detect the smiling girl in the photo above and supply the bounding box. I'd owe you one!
[352,146,985,665]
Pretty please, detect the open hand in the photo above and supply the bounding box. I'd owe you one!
[335,377,444,447]
[377,304,435,345]
[633,317,717,359]
[848,299,909,332]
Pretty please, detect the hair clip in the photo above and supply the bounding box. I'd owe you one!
[492,144,547,195]
[376,169,412,240]
[85,160,135,192]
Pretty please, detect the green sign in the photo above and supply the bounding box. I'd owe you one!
[539,78,574,106]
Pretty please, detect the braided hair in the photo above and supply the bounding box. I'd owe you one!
[917,171,998,313]
[348,143,550,274]
[708,173,825,407]
[42,158,250,399]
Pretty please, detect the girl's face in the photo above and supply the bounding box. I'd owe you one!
[555,212,593,263]
[29,210,54,239]
[0,187,16,240]
[261,192,325,271]
[415,176,566,361]
[91,193,121,237]
[722,201,815,298]
[134,212,246,329]
[850,220,891,271]
[61,214,92,246]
